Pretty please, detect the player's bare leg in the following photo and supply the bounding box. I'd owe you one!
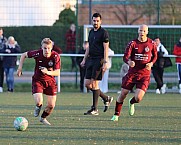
[111,88,129,121]
[33,93,43,117]
[129,88,145,116]
[40,95,56,125]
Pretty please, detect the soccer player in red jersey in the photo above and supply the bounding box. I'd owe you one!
[17,38,61,125]
[111,24,157,121]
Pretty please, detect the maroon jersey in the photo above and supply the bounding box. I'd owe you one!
[123,38,157,75]
[27,49,61,80]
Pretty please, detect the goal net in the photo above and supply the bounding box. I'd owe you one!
[84,25,181,54]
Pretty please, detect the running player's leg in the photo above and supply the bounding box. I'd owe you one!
[39,79,57,125]
[129,75,149,116]
[111,73,134,121]
[111,88,129,121]
[32,80,43,117]
[33,93,43,117]
[40,95,56,125]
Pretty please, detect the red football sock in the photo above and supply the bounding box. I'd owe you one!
[114,101,123,116]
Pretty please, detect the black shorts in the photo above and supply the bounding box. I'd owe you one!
[85,58,103,80]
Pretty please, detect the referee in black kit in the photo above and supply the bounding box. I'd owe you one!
[80,13,113,115]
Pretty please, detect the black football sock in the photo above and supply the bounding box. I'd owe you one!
[89,88,108,101]
[99,90,108,101]
[92,89,100,110]
[41,111,50,118]
[130,97,138,104]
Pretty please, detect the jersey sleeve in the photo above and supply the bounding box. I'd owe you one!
[103,30,109,43]
[123,41,134,63]
[27,50,39,58]
[151,42,158,64]
[54,54,61,70]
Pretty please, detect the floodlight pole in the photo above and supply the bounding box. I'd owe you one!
[157,0,160,25]
[75,0,79,89]
[89,0,92,24]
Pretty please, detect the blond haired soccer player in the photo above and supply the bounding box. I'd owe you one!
[17,38,61,125]
[111,24,157,121]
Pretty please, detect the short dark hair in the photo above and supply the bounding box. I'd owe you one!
[83,41,88,45]
[92,13,102,19]
[154,36,160,40]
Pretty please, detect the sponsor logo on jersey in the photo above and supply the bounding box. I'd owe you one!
[135,54,148,61]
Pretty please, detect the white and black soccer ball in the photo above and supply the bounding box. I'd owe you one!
[14,117,28,131]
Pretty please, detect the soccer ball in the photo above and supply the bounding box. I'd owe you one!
[13,117,28,131]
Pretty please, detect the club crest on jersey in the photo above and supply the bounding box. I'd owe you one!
[48,60,53,66]
[145,46,149,52]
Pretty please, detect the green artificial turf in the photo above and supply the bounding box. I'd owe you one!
[0,92,180,145]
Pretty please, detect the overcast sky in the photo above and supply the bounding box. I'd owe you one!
[0,0,76,26]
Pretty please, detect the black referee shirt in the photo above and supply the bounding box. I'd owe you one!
[88,27,109,58]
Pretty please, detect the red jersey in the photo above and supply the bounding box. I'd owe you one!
[27,49,61,80]
[173,44,181,63]
[123,38,157,75]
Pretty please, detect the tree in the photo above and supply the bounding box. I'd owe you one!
[112,0,157,25]
[53,3,76,26]
[160,0,181,25]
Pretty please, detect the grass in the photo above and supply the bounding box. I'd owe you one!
[0,92,181,145]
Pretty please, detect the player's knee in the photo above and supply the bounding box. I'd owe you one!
[45,105,54,113]
[85,83,91,89]
[49,105,55,110]
[85,83,89,88]
[117,94,125,102]
[121,90,129,96]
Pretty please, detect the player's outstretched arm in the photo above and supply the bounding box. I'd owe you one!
[17,52,28,77]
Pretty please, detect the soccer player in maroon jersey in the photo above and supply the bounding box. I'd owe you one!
[111,24,157,121]
[17,38,61,125]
